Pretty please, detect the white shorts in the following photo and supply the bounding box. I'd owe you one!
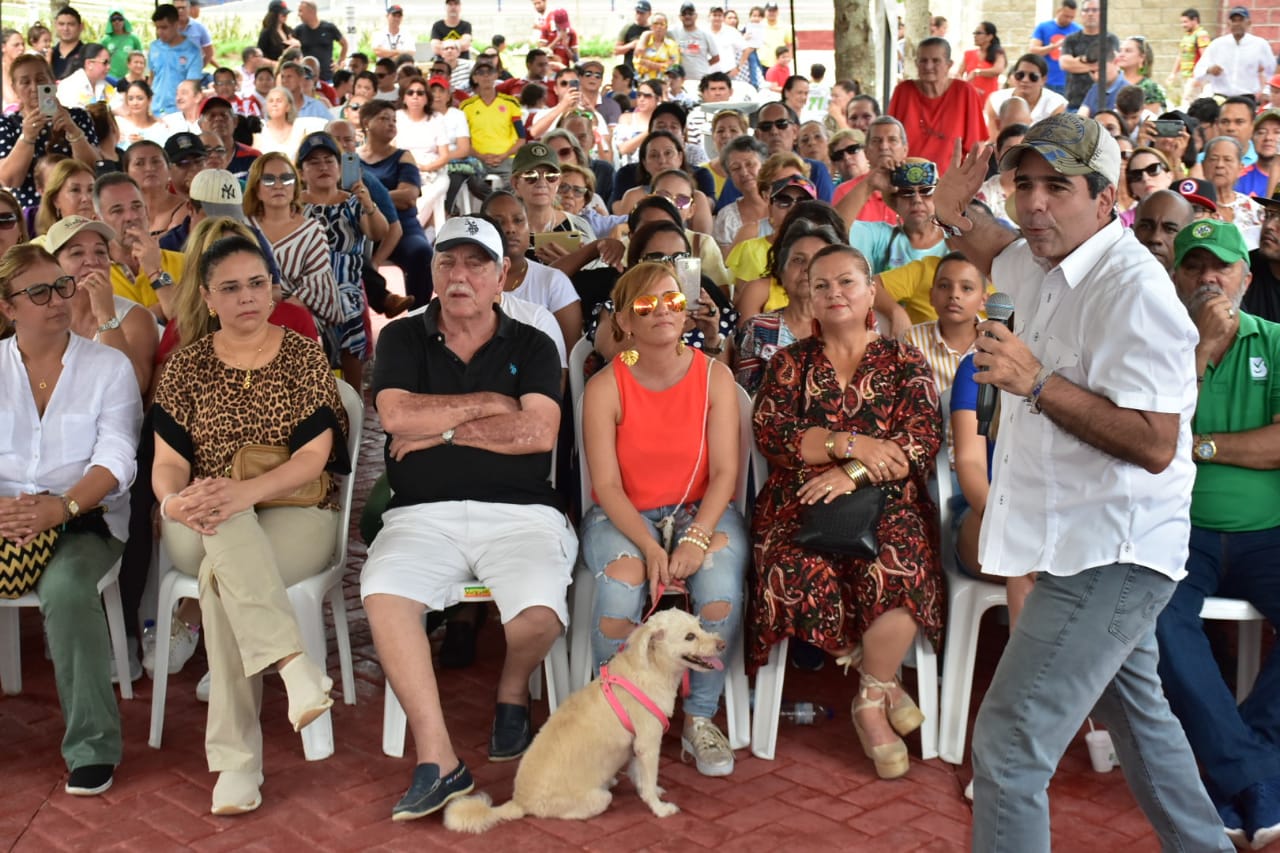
[359,500,578,627]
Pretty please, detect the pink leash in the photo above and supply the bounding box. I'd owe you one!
[598,583,689,734]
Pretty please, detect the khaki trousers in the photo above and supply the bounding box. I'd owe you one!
[162,506,338,772]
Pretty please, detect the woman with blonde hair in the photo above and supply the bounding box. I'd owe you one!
[252,87,304,156]
[35,159,96,236]
[704,110,749,199]
[152,234,348,816]
[581,260,748,778]
[244,152,343,330]
[0,188,27,255]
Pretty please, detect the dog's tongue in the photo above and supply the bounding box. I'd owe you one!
[706,656,724,671]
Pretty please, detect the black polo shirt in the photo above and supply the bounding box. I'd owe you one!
[51,41,85,81]
[1245,249,1280,325]
[373,301,562,509]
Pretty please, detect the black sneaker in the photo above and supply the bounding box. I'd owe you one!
[390,761,474,822]
[66,764,114,796]
[488,703,532,762]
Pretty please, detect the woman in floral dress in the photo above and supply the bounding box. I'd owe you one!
[749,243,943,779]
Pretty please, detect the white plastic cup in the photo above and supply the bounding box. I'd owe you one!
[1085,729,1118,773]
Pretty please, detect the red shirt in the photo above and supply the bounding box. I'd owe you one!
[765,62,791,90]
[833,175,899,225]
[887,79,988,175]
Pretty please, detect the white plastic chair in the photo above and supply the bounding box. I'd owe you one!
[568,335,592,416]
[749,417,940,762]
[567,382,754,751]
[380,587,571,758]
[933,391,1268,764]
[148,381,364,761]
[0,557,133,700]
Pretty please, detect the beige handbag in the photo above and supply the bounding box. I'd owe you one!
[230,444,330,509]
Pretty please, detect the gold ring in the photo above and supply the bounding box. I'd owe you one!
[824,484,833,492]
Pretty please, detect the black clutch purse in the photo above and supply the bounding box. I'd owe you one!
[794,487,886,559]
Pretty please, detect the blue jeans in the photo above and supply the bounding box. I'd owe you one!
[581,502,748,719]
[971,563,1230,853]
[1156,525,1280,803]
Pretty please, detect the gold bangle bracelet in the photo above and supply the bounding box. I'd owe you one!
[825,432,840,461]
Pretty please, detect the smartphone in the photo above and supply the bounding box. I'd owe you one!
[674,256,702,306]
[532,231,583,252]
[569,79,580,90]
[38,84,57,117]
[340,152,361,190]
[1153,119,1183,138]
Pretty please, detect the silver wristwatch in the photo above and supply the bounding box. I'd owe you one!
[97,316,122,333]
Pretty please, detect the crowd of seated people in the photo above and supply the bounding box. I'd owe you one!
[3,2,1280,845]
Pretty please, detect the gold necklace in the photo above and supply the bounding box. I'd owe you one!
[219,334,268,390]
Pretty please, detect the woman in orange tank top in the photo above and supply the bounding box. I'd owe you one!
[580,261,749,779]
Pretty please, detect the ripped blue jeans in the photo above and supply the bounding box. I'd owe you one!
[580,501,749,719]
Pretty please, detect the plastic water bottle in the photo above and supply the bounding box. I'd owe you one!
[779,701,833,725]
[140,619,157,670]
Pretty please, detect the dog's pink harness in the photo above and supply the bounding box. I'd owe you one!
[599,663,670,735]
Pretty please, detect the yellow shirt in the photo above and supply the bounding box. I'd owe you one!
[726,235,770,285]
[879,255,996,324]
[460,93,522,157]
[111,249,185,311]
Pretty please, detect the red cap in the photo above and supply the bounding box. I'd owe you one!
[427,75,451,90]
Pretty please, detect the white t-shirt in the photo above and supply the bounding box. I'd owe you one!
[375,31,415,57]
[393,110,450,164]
[500,293,567,368]
[709,26,745,75]
[511,261,580,316]
[987,86,1068,124]
[442,106,470,142]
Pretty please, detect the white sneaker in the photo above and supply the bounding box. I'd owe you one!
[166,621,200,675]
[196,671,211,702]
[681,716,735,777]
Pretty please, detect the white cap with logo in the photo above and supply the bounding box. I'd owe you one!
[189,169,247,222]
[434,216,505,262]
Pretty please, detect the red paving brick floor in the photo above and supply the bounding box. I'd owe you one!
[0,297,1166,852]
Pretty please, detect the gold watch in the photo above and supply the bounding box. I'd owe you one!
[1193,434,1217,462]
[61,495,80,521]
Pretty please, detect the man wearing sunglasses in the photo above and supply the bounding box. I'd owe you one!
[886,37,986,177]
[362,215,576,820]
[749,102,834,201]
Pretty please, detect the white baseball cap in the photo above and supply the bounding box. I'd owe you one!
[189,169,247,222]
[434,216,504,262]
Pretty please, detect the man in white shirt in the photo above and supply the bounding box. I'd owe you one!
[57,43,112,108]
[706,6,745,77]
[163,80,205,134]
[373,6,414,60]
[932,113,1232,852]
[1193,6,1276,99]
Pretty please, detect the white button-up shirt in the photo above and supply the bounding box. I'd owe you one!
[1193,32,1276,98]
[977,218,1200,581]
[0,335,142,541]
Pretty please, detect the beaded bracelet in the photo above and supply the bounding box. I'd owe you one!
[685,523,713,543]
[1027,366,1055,415]
[677,534,709,551]
[844,431,858,458]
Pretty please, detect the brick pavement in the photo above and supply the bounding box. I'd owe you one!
[0,383,1166,853]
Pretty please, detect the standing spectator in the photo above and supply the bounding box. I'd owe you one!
[1079,39,1167,118]
[50,6,86,81]
[374,6,413,61]
[101,11,142,81]
[1168,9,1211,107]
[615,1,652,72]
[675,4,720,84]
[497,49,549,101]
[431,0,473,59]
[1058,0,1118,112]
[257,0,298,64]
[635,14,680,79]
[706,6,744,78]
[543,10,578,72]
[1193,6,1275,100]
[1029,1,1080,96]
[887,38,986,175]
[759,2,790,70]
[148,4,203,117]
[962,22,1007,105]
[462,62,525,183]
[56,43,112,108]
[293,1,345,83]
[173,0,212,72]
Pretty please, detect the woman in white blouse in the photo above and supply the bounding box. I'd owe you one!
[252,87,306,157]
[392,76,451,232]
[0,242,143,798]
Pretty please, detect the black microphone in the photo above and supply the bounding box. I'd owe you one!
[977,292,1015,438]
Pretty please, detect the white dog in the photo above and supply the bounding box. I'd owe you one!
[444,609,725,833]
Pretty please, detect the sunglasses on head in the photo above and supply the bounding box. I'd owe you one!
[1012,70,1042,83]
[895,185,936,199]
[260,173,297,187]
[1126,162,1167,182]
[757,118,791,132]
[519,170,560,185]
[9,275,75,305]
[831,143,863,160]
[631,289,687,316]
[0,212,18,230]
[654,189,692,209]
[640,251,690,265]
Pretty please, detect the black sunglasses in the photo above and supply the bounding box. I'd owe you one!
[831,143,863,160]
[757,118,791,132]
[0,212,18,230]
[770,192,806,208]
[640,251,690,264]
[1126,162,1167,182]
[9,275,76,305]
[1013,70,1042,83]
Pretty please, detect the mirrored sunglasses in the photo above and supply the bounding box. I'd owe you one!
[631,289,688,316]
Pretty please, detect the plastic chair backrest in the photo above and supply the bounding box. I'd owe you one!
[333,380,365,565]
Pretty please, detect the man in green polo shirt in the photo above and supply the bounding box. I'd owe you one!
[1155,218,1280,849]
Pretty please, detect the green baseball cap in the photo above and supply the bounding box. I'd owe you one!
[1173,219,1249,268]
